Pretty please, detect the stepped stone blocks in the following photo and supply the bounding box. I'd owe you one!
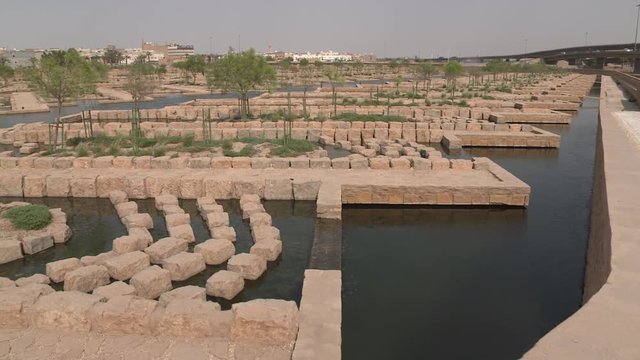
[206,270,245,300]
[104,251,150,281]
[115,201,138,219]
[63,265,110,293]
[130,265,173,299]
[228,253,267,280]
[90,295,158,335]
[155,299,230,337]
[144,237,189,264]
[112,235,148,254]
[158,285,206,306]
[30,291,102,332]
[123,213,153,230]
[45,258,82,283]
[194,239,236,265]
[252,225,281,243]
[231,299,300,349]
[250,239,283,261]
[0,284,55,327]
[0,240,23,264]
[162,252,206,281]
[167,223,196,243]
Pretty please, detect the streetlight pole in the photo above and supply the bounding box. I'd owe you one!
[635,4,640,51]
[585,32,588,47]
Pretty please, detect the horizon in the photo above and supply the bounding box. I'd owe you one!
[1,0,638,58]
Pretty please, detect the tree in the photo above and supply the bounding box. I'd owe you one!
[123,61,156,113]
[0,63,15,87]
[416,62,437,94]
[24,49,100,149]
[298,60,314,118]
[443,61,464,97]
[299,58,310,66]
[206,48,276,119]
[173,55,207,85]
[103,48,123,66]
[393,74,403,95]
[324,65,345,116]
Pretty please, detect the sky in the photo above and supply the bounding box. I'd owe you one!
[0,0,637,57]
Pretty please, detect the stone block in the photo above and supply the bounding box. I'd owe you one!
[128,227,153,245]
[92,281,136,301]
[165,213,190,228]
[113,235,148,254]
[63,265,110,292]
[194,238,236,265]
[96,174,126,197]
[90,295,158,335]
[126,176,148,199]
[155,194,179,211]
[211,156,232,169]
[0,283,54,327]
[130,265,173,299]
[230,299,299,346]
[200,203,224,214]
[0,173,23,197]
[252,225,281,243]
[271,158,290,169]
[31,291,102,331]
[144,237,188,264]
[450,159,473,170]
[431,158,451,170]
[310,157,331,169]
[206,212,230,228]
[123,213,154,230]
[211,226,237,242]
[15,273,50,287]
[368,157,390,170]
[108,190,128,205]
[206,270,244,300]
[92,156,114,168]
[45,257,82,283]
[156,299,229,337]
[249,212,272,227]
[250,239,283,261]
[21,233,53,255]
[158,285,206,307]
[251,157,271,169]
[0,240,23,264]
[104,251,151,281]
[233,179,265,199]
[162,252,206,281]
[45,174,71,197]
[0,277,15,288]
[227,253,267,280]
[390,157,411,170]
[188,157,211,169]
[23,174,46,197]
[80,251,117,267]
[162,204,184,215]
[292,180,322,201]
[115,201,138,219]
[290,158,310,169]
[204,179,234,199]
[168,224,195,243]
[264,178,293,200]
[180,175,204,199]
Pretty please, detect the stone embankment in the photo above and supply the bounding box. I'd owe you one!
[523,77,640,359]
[0,92,49,115]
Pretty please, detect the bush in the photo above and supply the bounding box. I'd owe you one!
[271,139,316,157]
[2,204,52,230]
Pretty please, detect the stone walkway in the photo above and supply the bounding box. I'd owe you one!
[9,92,49,113]
[0,327,297,360]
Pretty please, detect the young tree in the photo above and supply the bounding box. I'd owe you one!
[298,60,314,118]
[24,49,100,149]
[123,60,156,113]
[0,63,15,87]
[443,61,464,97]
[207,48,276,119]
[324,65,345,116]
[416,62,438,95]
[173,55,207,85]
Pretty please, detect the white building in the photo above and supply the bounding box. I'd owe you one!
[291,50,353,63]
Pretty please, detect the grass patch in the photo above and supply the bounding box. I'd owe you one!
[2,204,52,230]
[332,112,406,122]
[271,139,316,157]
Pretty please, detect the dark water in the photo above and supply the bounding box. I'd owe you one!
[0,92,262,128]
[342,89,599,359]
[0,197,314,309]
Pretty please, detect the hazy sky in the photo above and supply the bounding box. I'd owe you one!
[0,0,637,57]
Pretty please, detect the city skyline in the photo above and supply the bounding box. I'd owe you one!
[0,0,637,58]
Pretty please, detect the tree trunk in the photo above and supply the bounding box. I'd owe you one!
[54,100,62,150]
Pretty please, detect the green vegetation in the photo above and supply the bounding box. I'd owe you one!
[271,139,315,157]
[207,49,276,119]
[332,112,406,122]
[173,55,207,84]
[0,62,15,86]
[2,205,52,230]
[103,48,124,66]
[443,61,465,97]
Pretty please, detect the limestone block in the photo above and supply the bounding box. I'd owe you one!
[123,213,154,230]
[250,239,283,261]
[203,179,234,199]
[211,157,232,169]
[188,157,211,169]
[23,174,46,197]
[292,180,322,201]
[30,291,102,331]
[170,156,188,169]
[96,174,126,197]
[15,273,50,287]
[33,157,54,169]
[165,213,190,227]
[450,159,473,170]
[144,237,188,264]
[115,201,138,219]
[196,197,217,210]
[133,156,152,169]
[130,265,173,299]
[271,158,290,169]
[80,251,117,267]
[92,281,136,301]
[233,180,265,199]
[249,212,272,227]
[206,270,244,300]
[227,253,267,280]
[232,157,252,169]
[128,227,153,245]
[90,295,158,335]
[162,252,206,281]
[151,156,171,169]
[113,235,148,254]
[108,190,128,205]
[252,225,281,242]
[180,175,203,199]
[155,299,228,337]
[45,174,71,197]
[239,194,261,207]
[168,224,195,243]
[211,226,237,242]
[0,283,54,327]
[251,157,271,169]
[126,176,148,199]
[72,157,92,168]
[112,156,133,169]
[264,178,293,200]
[194,238,236,265]
[92,156,114,168]
[411,158,432,170]
[390,157,411,170]
[242,202,266,220]
[154,195,178,211]
[144,175,180,197]
[230,299,299,346]
[310,157,331,169]
[0,277,15,288]
[350,157,369,169]
[200,203,224,214]
[63,265,110,292]
[45,257,82,283]
[206,212,230,228]
[368,157,390,170]
[331,157,350,169]
[104,251,151,281]
[158,285,206,307]
[162,204,184,215]
[431,158,451,170]
[290,158,310,169]
[0,240,23,264]
[21,233,54,255]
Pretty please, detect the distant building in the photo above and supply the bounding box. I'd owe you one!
[0,49,44,68]
[142,42,194,63]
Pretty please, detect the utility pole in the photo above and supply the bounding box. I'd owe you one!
[209,36,213,55]
[635,4,640,51]
[585,32,588,47]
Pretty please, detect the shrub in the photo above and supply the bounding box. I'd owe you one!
[2,204,52,230]
[271,139,316,157]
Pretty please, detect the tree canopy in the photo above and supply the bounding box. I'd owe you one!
[173,55,207,84]
[123,61,156,111]
[103,48,124,66]
[206,48,276,118]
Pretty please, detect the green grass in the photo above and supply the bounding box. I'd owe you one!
[2,204,52,230]
[332,112,406,122]
[271,139,316,157]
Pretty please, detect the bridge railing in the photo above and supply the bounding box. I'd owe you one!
[575,69,640,102]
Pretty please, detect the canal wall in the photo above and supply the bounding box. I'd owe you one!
[523,76,640,359]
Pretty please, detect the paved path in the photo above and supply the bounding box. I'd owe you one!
[97,87,134,102]
[9,92,49,113]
